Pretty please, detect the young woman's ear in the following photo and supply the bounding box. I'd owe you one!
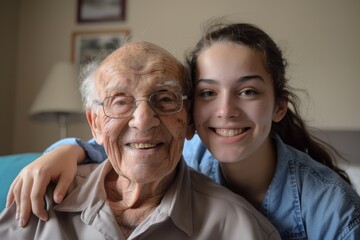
[272,97,288,122]
[86,109,103,145]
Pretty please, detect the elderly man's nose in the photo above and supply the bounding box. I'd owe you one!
[129,101,160,130]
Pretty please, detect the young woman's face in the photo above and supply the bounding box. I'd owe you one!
[193,42,286,163]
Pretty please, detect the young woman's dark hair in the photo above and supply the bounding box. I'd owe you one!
[186,21,351,184]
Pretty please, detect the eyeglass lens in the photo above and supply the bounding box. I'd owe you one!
[103,92,184,118]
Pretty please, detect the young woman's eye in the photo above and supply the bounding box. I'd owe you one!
[200,91,216,97]
[240,89,257,96]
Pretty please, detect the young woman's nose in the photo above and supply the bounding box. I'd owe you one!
[128,101,160,131]
[216,95,241,119]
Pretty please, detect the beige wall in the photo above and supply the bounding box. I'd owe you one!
[0,0,20,154]
[2,0,360,153]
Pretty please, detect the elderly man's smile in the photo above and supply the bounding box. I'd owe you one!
[128,142,159,149]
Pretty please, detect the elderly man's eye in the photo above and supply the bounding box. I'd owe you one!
[111,96,133,106]
[159,96,175,103]
[154,92,177,104]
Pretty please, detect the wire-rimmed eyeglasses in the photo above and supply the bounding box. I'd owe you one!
[95,91,188,119]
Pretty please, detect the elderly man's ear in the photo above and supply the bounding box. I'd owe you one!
[86,110,104,145]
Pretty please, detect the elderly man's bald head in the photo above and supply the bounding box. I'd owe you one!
[97,42,189,96]
[80,41,191,110]
[101,41,180,72]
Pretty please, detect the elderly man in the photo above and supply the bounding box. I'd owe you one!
[0,41,280,239]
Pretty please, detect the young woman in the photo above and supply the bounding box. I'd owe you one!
[8,22,360,239]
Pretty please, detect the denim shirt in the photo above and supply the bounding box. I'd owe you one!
[47,135,360,239]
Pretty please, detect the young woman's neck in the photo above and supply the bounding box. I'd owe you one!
[219,137,277,209]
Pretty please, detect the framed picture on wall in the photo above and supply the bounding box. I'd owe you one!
[71,30,129,68]
[77,0,126,23]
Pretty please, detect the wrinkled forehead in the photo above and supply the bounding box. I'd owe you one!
[95,42,184,94]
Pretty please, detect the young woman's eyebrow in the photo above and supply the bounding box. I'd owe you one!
[195,78,217,86]
[195,75,264,86]
[237,75,264,83]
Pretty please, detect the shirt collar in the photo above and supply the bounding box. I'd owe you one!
[261,134,306,238]
[164,159,193,235]
[131,159,193,236]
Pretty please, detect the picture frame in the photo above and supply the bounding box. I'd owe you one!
[71,30,129,67]
[77,0,126,23]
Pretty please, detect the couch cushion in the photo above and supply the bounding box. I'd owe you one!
[0,153,41,211]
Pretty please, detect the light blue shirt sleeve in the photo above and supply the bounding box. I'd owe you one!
[45,138,107,163]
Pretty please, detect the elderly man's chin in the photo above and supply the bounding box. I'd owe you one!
[126,164,177,184]
[111,145,182,184]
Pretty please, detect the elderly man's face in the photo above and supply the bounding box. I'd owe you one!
[88,42,191,184]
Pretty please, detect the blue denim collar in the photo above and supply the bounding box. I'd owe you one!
[261,134,306,239]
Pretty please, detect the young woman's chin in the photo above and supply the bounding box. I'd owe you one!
[208,145,250,163]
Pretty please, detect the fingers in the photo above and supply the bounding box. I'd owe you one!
[30,172,51,222]
[53,172,74,204]
[18,175,33,227]
[11,176,23,222]
[11,172,33,227]
[8,168,50,227]
[6,175,20,208]
[5,145,83,228]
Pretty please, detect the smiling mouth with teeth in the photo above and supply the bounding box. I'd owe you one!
[214,128,249,137]
[129,143,157,149]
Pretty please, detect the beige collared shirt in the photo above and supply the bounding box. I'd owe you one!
[0,159,280,239]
